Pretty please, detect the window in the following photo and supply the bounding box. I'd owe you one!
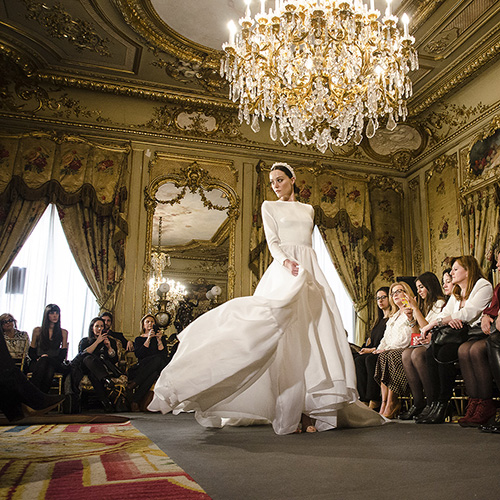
[0,204,99,359]
[312,227,356,342]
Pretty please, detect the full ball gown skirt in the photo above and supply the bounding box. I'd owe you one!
[148,201,385,434]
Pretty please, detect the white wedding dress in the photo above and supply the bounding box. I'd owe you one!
[148,200,385,434]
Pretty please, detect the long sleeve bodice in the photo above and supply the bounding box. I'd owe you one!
[261,200,314,265]
[437,278,493,326]
[378,312,412,350]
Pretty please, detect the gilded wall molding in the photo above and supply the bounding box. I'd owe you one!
[408,177,420,192]
[368,175,404,194]
[461,114,500,194]
[418,102,489,147]
[114,0,212,65]
[140,104,250,144]
[21,0,111,56]
[143,159,240,313]
[421,0,498,59]
[425,152,458,184]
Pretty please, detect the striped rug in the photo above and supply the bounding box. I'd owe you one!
[0,422,211,499]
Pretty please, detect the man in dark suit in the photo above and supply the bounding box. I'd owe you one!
[101,311,134,352]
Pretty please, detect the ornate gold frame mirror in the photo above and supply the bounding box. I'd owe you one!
[143,162,239,318]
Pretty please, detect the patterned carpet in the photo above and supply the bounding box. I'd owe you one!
[0,422,212,500]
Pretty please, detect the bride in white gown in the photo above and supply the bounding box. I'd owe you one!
[148,163,386,434]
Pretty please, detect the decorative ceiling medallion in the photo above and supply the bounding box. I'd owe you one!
[21,0,111,56]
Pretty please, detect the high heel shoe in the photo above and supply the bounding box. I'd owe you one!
[383,401,401,420]
[422,400,453,424]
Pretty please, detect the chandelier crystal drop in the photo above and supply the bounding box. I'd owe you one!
[221,0,419,153]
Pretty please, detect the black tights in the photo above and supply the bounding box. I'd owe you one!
[487,331,500,391]
[81,355,110,401]
[425,344,459,402]
[402,346,435,407]
[458,339,493,399]
[354,353,380,402]
[30,356,60,393]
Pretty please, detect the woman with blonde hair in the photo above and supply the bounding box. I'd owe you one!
[418,255,493,424]
[374,281,420,418]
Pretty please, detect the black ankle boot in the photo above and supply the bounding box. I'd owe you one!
[415,402,437,423]
[399,405,425,420]
[425,400,453,424]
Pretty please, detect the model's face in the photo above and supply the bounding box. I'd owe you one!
[269,169,294,200]
[442,272,453,296]
[48,311,59,323]
[143,317,155,332]
[376,290,389,310]
[93,321,104,336]
[496,252,500,270]
[451,261,468,287]
[103,316,112,330]
[390,285,406,308]
[416,280,428,300]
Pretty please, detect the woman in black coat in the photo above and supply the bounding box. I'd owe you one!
[128,314,177,411]
[77,317,121,411]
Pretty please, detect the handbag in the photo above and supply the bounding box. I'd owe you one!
[430,323,469,346]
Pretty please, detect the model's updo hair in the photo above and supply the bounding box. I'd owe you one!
[271,163,300,195]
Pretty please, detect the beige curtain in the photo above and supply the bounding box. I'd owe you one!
[462,183,500,273]
[314,187,377,346]
[57,201,126,311]
[249,161,272,289]
[0,189,47,279]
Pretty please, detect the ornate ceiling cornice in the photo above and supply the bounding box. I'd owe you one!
[409,21,500,116]
[113,0,219,67]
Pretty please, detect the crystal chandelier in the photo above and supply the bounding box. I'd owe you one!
[221,0,419,153]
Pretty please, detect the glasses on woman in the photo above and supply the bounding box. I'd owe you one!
[391,289,404,297]
[376,295,388,301]
[1,318,14,325]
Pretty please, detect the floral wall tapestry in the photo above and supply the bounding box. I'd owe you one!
[425,154,462,273]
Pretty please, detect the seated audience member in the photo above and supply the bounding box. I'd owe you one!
[29,304,68,393]
[400,272,446,420]
[354,287,390,410]
[418,256,493,424]
[442,268,453,301]
[457,250,500,427]
[78,317,121,412]
[374,281,419,419]
[0,332,64,422]
[482,312,500,432]
[1,313,29,366]
[101,311,134,352]
[128,314,177,412]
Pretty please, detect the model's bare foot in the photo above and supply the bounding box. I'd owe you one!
[301,413,317,433]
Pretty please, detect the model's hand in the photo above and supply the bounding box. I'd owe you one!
[284,259,299,276]
[126,341,134,351]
